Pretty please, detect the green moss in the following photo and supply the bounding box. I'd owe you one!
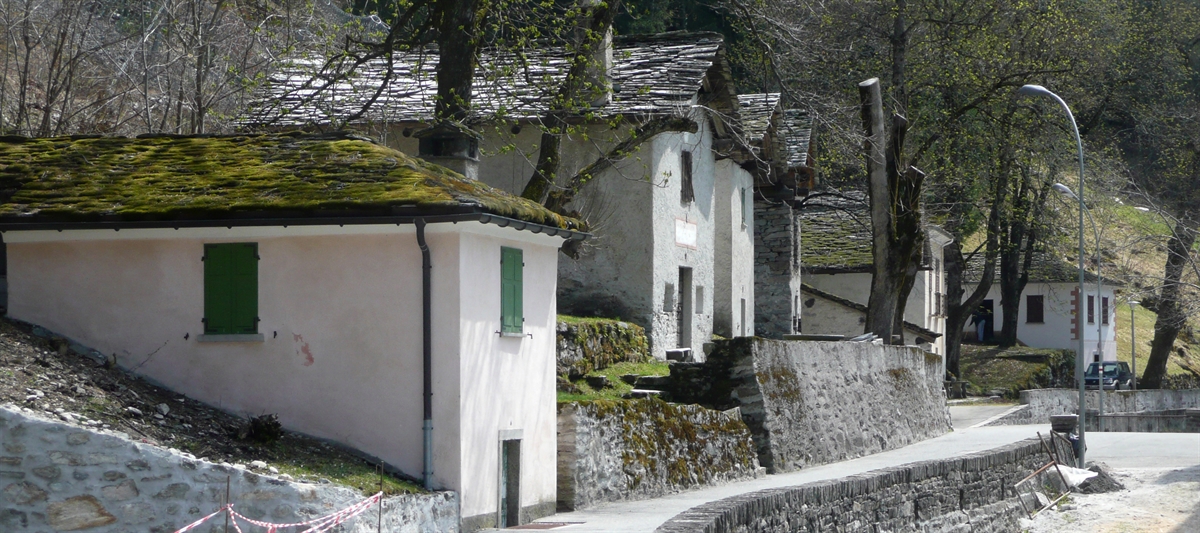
[556,360,669,402]
[571,398,758,491]
[0,133,583,231]
[557,316,650,379]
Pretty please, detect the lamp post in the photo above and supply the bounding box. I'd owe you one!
[1129,300,1140,390]
[1018,84,1089,467]
[1053,182,1105,430]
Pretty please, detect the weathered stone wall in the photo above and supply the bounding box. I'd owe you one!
[986,388,1200,426]
[0,406,458,532]
[556,399,761,511]
[752,201,799,339]
[656,438,1048,533]
[667,338,950,473]
[556,318,650,379]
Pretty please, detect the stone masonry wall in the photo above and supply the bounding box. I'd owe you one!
[0,405,458,532]
[655,438,1048,533]
[753,201,799,339]
[667,338,951,473]
[556,318,650,379]
[556,399,761,511]
[986,388,1200,426]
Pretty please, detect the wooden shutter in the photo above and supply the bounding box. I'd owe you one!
[501,247,523,334]
[681,151,695,203]
[204,243,258,335]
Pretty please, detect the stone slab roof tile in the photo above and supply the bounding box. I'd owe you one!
[0,133,583,231]
[737,93,780,146]
[800,191,873,272]
[244,32,725,127]
[782,109,812,169]
[963,247,1103,284]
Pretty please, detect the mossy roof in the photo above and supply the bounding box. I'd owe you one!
[799,192,874,272]
[0,133,584,231]
[963,246,1105,284]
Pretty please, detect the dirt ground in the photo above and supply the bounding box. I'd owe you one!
[1022,466,1200,533]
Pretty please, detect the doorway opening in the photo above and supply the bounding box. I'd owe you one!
[499,439,521,527]
[677,267,693,348]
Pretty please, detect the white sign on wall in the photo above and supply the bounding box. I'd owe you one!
[675,219,698,248]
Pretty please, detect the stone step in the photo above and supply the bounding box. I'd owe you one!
[623,389,663,399]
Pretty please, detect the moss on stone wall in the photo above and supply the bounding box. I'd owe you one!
[557,316,650,379]
[571,398,758,497]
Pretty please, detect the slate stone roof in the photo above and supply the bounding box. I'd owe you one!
[782,109,812,169]
[243,32,727,127]
[799,191,873,272]
[737,93,780,147]
[963,247,1103,284]
[0,133,584,232]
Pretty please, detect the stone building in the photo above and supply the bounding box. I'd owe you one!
[244,32,758,361]
[735,93,815,339]
[798,191,952,355]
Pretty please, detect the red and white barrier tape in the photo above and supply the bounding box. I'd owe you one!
[172,492,382,533]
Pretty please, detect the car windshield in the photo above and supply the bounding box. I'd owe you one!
[1085,363,1121,377]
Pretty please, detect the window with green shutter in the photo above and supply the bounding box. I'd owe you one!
[204,243,259,335]
[501,247,523,335]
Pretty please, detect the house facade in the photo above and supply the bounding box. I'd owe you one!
[963,251,1118,361]
[0,134,584,530]
[798,192,951,355]
[244,32,757,360]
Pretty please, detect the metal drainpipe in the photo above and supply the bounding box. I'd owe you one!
[416,218,434,489]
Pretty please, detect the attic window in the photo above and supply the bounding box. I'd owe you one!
[681,151,695,203]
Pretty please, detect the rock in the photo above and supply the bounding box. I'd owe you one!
[153,483,190,499]
[32,466,61,480]
[2,481,48,504]
[584,375,611,390]
[47,495,116,530]
[623,389,662,399]
[250,460,268,470]
[101,480,139,501]
[126,407,143,416]
[620,374,640,385]
[157,403,170,416]
[268,466,279,474]
[66,432,89,445]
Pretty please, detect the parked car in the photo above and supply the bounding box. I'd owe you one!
[1084,361,1134,390]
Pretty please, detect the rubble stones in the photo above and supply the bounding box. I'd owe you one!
[46,495,116,530]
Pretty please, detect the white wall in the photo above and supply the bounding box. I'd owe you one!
[713,159,755,338]
[962,281,1118,360]
[803,266,944,355]
[4,222,562,525]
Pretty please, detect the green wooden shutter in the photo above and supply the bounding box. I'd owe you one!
[501,247,523,334]
[204,243,258,335]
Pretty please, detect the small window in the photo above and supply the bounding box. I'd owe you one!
[1102,297,1109,325]
[204,243,259,335]
[740,188,749,228]
[1026,295,1045,324]
[501,247,524,334]
[695,286,705,314]
[680,151,695,203]
[1087,295,1095,324]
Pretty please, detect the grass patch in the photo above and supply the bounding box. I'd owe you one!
[269,449,423,496]
[557,360,670,403]
[557,314,625,325]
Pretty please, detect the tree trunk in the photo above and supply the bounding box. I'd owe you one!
[1141,220,1196,389]
[944,176,1005,378]
[860,78,897,339]
[434,0,482,123]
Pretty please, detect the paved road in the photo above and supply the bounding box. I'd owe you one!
[500,426,1200,532]
[948,403,1020,428]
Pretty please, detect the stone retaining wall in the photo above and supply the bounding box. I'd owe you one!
[556,318,650,379]
[0,405,458,532]
[556,399,761,511]
[667,338,951,473]
[656,438,1048,533]
[986,388,1200,426]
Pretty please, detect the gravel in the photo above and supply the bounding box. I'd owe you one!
[1022,466,1200,532]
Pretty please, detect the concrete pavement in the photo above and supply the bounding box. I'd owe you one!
[502,420,1200,532]
[948,403,1021,428]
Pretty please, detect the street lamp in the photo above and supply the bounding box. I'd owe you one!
[1129,300,1140,390]
[1018,84,1089,468]
[1053,182,1105,431]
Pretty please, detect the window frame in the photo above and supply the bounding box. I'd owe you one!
[1026,294,1045,324]
[500,247,524,336]
[202,242,260,339]
[1087,295,1095,324]
[1102,297,1110,325]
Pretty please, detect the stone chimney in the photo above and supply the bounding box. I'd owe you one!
[577,0,613,107]
[415,122,480,180]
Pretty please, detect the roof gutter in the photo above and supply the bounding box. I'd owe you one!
[0,211,590,241]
